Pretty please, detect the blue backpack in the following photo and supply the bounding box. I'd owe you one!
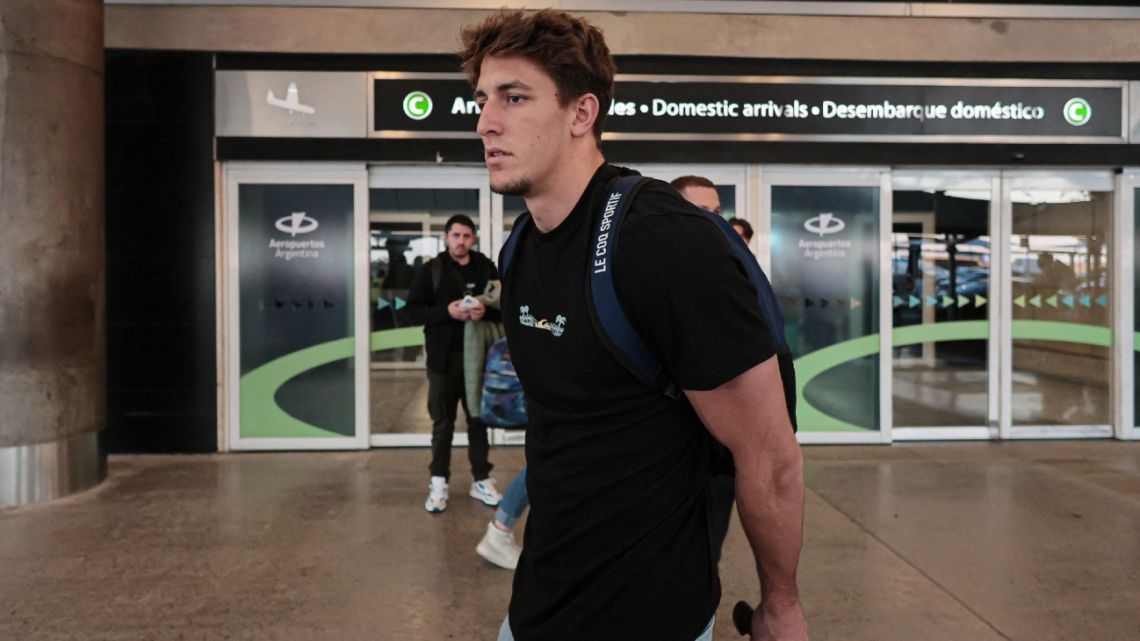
[479,337,528,428]
[500,174,797,440]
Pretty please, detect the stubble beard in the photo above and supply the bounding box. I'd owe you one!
[490,176,532,197]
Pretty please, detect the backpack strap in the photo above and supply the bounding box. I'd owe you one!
[430,257,442,294]
[586,176,792,401]
[691,207,797,432]
[696,212,788,349]
[584,175,678,397]
[498,213,532,282]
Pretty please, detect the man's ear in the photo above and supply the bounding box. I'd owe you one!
[569,93,601,139]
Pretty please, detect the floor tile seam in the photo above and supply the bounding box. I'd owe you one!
[804,486,1014,641]
[1025,459,1140,509]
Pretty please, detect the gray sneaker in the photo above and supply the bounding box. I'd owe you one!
[476,521,521,570]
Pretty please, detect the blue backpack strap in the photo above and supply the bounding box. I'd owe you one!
[698,209,797,432]
[697,212,788,349]
[499,212,533,281]
[585,175,677,395]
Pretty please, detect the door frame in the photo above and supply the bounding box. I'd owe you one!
[1118,169,1138,440]
[366,165,493,447]
[367,164,493,258]
[222,162,371,451]
[761,166,893,445]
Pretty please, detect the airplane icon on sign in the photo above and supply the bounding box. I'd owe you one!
[266,82,315,115]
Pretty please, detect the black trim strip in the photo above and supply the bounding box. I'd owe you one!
[218,137,1140,166]
[214,52,1140,80]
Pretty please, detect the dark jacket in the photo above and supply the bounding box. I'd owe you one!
[404,250,501,373]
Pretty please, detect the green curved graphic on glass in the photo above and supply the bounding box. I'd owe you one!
[240,327,425,439]
[246,320,1124,437]
[795,320,1115,432]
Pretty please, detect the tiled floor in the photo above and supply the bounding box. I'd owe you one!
[1,442,1137,640]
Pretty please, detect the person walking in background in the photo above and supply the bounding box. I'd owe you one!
[670,175,722,216]
[728,217,754,244]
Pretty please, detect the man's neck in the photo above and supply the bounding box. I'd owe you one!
[449,252,471,266]
[525,149,606,233]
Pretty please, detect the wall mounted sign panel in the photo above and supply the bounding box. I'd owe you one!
[369,73,1128,143]
[217,71,367,138]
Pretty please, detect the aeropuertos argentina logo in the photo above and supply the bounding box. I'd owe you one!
[804,213,845,237]
[1064,98,1091,127]
[275,212,319,237]
[403,91,433,120]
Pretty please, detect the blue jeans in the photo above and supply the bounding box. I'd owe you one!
[494,466,528,528]
[497,615,714,641]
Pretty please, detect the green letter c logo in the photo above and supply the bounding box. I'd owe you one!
[403,91,433,121]
[1063,97,1090,127]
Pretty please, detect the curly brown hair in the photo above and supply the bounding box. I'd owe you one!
[459,9,616,142]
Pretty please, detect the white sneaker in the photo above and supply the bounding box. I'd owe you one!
[425,476,448,513]
[476,521,521,570]
[469,478,502,507]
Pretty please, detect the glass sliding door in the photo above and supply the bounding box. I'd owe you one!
[1002,173,1115,438]
[368,190,482,368]
[368,167,491,446]
[890,173,997,439]
[764,169,889,443]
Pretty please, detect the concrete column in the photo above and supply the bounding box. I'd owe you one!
[0,0,106,506]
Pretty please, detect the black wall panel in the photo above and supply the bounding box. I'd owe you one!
[105,51,217,453]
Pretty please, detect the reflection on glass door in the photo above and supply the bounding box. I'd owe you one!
[369,188,484,364]
[1008,183,1113,430]
[891,182,992,433]
[368,185,486,441]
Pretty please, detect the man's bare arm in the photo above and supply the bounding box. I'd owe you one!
[685,355,807,641]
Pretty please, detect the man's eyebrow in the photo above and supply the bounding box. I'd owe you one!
[497,81,532,92]
[474,80,533,100]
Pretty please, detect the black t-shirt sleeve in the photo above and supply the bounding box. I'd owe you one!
[615,183,776,391]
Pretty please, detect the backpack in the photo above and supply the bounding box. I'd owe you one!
[500,175,797,456]
[479,337,528,428]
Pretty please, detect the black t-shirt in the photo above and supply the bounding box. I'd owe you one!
[502,164,775,641]
[404,250,499,372]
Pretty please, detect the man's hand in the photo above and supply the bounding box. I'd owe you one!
[447,300,471,321]
[751,596,807,641]
[468,300,487,321]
